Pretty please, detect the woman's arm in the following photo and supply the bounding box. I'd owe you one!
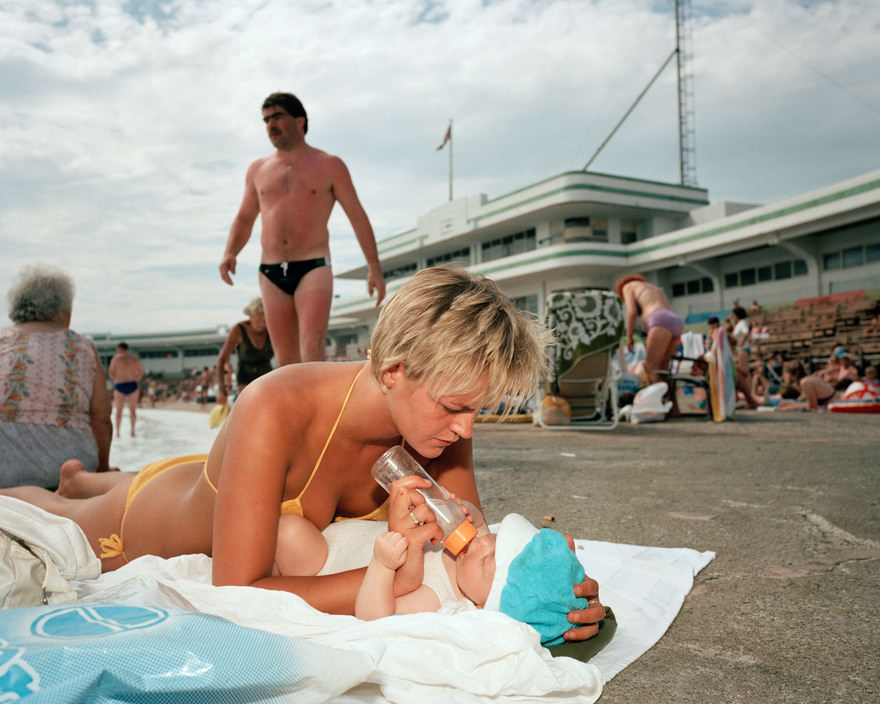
[88,356,113,472]
[622,286,639,351]
[215,324,243,405]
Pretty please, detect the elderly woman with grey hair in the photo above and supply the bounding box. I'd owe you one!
[1,264,113,488]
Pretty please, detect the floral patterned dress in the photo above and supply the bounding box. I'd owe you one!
[0,326,99,488]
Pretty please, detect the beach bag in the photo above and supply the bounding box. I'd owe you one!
[537,395,572,425]
[630,381,672,425]
[0,495,101,608]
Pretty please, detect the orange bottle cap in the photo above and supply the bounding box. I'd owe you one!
[443,520,477,556]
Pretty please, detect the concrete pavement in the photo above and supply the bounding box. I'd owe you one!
[471,411,879,703]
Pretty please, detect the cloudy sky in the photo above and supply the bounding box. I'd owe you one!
[2,0,878,334]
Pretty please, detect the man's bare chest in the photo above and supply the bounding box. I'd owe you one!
[255,162,331,205]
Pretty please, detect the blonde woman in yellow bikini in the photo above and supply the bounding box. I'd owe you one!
[1,267,605,639]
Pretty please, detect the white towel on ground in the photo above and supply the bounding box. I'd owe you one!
[69,524,714,702]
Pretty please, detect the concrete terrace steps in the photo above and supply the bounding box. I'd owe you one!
[750,292,880,362]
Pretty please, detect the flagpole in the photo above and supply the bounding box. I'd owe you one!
[448,118,453,201]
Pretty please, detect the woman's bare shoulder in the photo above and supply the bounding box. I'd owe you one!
[240,362,363,416]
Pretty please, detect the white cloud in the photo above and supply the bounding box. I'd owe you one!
[1,0,878,333]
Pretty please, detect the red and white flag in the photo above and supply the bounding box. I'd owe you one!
[436,122,451,151]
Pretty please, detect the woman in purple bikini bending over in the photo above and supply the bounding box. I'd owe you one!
[616,274,684,411]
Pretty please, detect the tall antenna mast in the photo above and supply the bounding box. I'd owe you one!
[675,0,697,186]
[583,2,698,181]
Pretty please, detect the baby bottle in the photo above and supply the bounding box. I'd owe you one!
[371,445,477,555]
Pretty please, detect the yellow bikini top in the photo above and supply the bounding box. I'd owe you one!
[203,363,389,521]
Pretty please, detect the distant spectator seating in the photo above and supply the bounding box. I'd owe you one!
[749,290,880,364]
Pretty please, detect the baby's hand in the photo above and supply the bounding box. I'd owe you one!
[374,531,407,570]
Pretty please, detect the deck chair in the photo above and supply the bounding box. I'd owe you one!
[538,289,624,430]
[657,328,736,422]
[657,331,713,418]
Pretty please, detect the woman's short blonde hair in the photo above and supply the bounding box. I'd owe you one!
[6,264,75,323]
[370,266,551,414]
[242,297,264,316]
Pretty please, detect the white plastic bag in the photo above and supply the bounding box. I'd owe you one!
[630,381,672,425]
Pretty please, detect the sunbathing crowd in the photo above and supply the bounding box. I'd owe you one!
[618,285,879,415]
[721,305,879,412]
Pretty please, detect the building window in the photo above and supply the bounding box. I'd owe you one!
[141,350,176,359]
[426,247,470,268]
[823,252,841,270]
[724,258,807,287]
[183,347,221,357]
[774,261,791,279]
[481,229,536,263]
[843,246,864,269]
[563,218,606,242]
[823,244,880,270]
[621,219,638,244]
[512,294,538,315]
[383,262,418,281]
[671,277,714,298]
[590,217,607,241]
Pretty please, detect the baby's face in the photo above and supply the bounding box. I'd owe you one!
[455,533,497,607]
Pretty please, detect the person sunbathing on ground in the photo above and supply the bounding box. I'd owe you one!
[1,266,605,639]
[776,360,839,411]
[749,353,774,406]
[816,352,840,384]
[829,349,860,391]
[753,382,801,408]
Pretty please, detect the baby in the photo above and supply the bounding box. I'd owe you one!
[355,513,588,646]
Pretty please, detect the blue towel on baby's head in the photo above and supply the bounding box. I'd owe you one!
[501,530,587,645]
[484,513,588,646]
